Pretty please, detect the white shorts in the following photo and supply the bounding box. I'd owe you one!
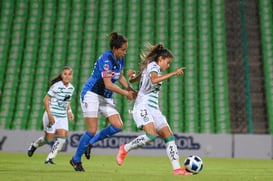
[81,91,119,118]
[132,105,169,131]
[42,111,69,134]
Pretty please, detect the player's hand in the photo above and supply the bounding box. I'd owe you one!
[68,112,74,121]
[129,90,138,100]
[127,69,136,82]
[174,67,185,76]
[127,69,136,78]
[132,91,138,99]
[48,114,55,125]
[126,85,138,99]
[127,69,141,83]
[126,90,135,101]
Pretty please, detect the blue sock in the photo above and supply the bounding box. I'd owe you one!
[73,131,93,162]
[89,125,122,145]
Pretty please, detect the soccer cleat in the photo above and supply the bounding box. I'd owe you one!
[84,144,92,160]
[116,144,127,166]
[173,167,193,175]
[44,159,56,164]
[27,142,37,157]
[70,159,85,172]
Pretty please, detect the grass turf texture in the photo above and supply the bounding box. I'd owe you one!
[0,153,273,181]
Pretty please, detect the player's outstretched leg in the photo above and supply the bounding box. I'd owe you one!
[27,136,48,157]
[116,133,156,166]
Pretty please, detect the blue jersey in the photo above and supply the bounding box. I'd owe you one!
[81,50,125,99]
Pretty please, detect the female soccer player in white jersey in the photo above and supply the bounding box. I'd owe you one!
[69,32,136,171]
[116,43,192,175]
[27,66,74,164]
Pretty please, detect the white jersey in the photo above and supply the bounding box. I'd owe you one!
[134,61,162,109]
[47,81,74,118]
[132,61,168,130]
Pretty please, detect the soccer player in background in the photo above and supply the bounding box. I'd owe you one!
[69,32,136,172]
[116,43,192,175]
[27,66,75,164]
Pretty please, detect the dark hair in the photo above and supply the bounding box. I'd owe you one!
[50,66,73,86]
[109,32,128,49]
[139,43,173,72]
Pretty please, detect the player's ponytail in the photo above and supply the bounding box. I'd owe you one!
[139,43,173,72]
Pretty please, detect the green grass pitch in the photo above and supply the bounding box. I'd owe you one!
[0,152,273,181]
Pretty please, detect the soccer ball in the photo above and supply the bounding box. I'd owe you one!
[184,155,203,174]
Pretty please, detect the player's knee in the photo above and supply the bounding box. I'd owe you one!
[109,119,123,129]
[108,114,123,129]
[114,122,123,129]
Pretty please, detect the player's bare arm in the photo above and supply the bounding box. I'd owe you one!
[103,77,134,100]
[150,67,185,84]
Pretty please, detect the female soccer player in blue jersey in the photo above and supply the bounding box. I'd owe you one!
[116,43,192,175]
[70,32,136,171]
[27,66,74,164]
